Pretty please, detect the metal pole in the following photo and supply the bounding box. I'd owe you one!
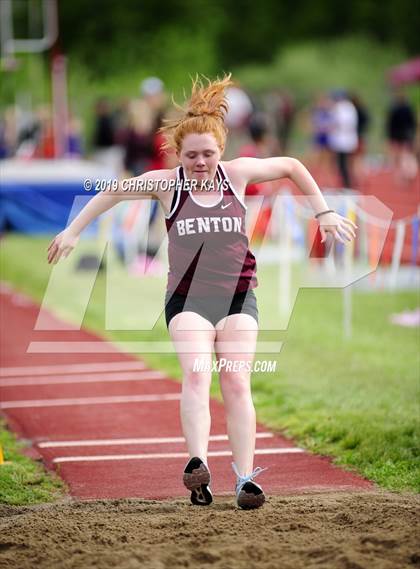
[51,54,69,158]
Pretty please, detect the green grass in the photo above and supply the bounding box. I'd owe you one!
[1,234,419,502]
[0,418,66,505]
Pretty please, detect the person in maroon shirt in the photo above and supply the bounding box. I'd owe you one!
[48,74,356,510]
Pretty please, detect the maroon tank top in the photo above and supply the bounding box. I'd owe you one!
[165,163,257,297]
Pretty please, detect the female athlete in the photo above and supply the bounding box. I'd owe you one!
[47,74,356,509]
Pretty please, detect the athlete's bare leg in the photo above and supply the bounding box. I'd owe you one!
[215,313,259,476]
[169,312,216,464]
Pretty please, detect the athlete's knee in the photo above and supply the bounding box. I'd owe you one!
[220,370,252,399]
[182,369,211,396]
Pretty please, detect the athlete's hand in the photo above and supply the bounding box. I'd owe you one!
[318,212,357,244]
[47,229,80,264]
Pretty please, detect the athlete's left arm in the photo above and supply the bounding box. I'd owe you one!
[230,157,357,244]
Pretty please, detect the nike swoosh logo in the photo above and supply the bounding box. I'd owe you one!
[221,202,232,210]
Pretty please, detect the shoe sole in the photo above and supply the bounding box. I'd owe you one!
[236,481,265,510]
[183,462,212,506]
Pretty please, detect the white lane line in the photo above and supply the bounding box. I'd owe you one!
[38,433,275,448]
[0,370,167,387]
[27,341,283,354]
[0,393,181,409]
[52,448,305,464]
[0,361,146,377]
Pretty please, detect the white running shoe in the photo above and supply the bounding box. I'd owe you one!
[232,462,267,510]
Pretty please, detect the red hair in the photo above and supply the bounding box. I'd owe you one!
[160,74,234,153]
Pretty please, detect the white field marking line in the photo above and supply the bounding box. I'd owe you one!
[38,433,275,449]
[0,370,167,387]
[27,341,283,354]
[0,361,147,377]
[0,393,181,409]
[52,448,305,464]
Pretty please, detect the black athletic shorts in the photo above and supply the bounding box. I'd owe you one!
[164,289,259,328]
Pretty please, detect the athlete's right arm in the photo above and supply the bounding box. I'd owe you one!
[47,169,175,264]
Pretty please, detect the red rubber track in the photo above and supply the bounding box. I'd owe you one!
[0,285,374,500]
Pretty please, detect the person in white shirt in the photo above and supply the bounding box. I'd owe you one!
[329,91,358,189]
